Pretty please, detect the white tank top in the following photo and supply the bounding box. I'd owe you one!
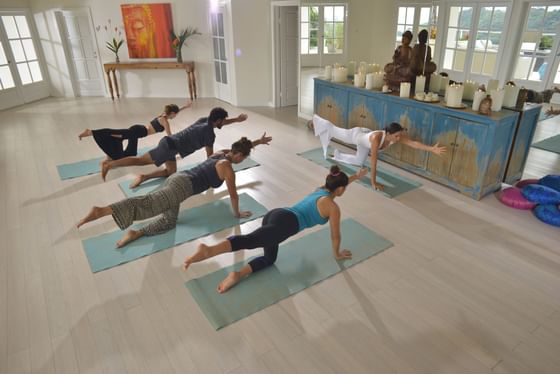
[359,129,392,150]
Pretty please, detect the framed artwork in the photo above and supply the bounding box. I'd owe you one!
[121,3,174,58]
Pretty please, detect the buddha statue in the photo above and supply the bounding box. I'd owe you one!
[409,29,437,89]
[384,30,412,92]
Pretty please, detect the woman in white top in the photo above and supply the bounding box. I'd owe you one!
[311,114,446,191]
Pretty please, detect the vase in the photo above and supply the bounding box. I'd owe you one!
[176,48,183,63]
[115,54,120,63]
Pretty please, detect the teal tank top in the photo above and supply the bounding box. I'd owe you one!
[286,189,330,231]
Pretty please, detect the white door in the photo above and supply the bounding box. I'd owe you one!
[280,6,298,107]
[211,7,231,103]
[58,9,105,96]
[0,11,50,110]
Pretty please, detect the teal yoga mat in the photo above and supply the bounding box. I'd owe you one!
[185,218,393,330]
[57,147,152,180]
[532,134,560,154]
[119,157,260,198]
[298,147,421,198]
[83,193,267,272]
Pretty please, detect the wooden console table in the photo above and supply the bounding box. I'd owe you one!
[103,61,197,100]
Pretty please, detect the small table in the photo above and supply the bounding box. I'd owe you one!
[103,61,197,100]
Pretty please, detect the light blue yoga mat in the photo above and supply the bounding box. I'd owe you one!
[298,147,421,198]
[57,147,152,180]
[83,193,268,272]
[532,134,560,154]
[119,157,260,198]
[185,218,393,330]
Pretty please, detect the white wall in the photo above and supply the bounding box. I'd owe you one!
[29,0,214,99]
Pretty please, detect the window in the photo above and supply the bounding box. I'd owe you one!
[0,42,15,90]
[1,15,42,85]
[442,4,509,79]
[513,5,560,83]
[301,5,345,56]
[396,5,439,58]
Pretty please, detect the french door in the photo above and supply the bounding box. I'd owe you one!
[211,5,232,103]
[0,10,49,110]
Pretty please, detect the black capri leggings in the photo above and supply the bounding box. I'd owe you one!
[228,208,300,273]
[92,124,148,160]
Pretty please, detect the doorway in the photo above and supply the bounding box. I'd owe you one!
[211,4,233,104]
[0,10,50,110]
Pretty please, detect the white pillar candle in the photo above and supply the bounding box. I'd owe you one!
[332,67,348,82]
[503,84,520,107]
[371,63,381,73]
[415,75,426,93]
[472,90,486,111]
[359,61,367,75]
[447,84,464,107]
[333,63,341,68]
[487,79,499,92]
[365,73,374,89]
[324,65,332,80]
[439,76,449,95]
[347,61,355,76]
[490,89,505,111]
[430,74,441,93]
[400,82,411,98]
[462,80,477,100]
[354,73,365,88]
[372,72,384,89]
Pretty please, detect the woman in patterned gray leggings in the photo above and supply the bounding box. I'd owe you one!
[77,134,272,248]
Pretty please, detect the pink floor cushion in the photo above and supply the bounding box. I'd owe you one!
[522,184,560,204]
[533,204,560,227]
[515,179,539,189]
[539,175,560,192]
[497,187,536,210]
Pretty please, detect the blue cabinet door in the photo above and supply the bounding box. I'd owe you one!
[449,120,488,189]
[315,82,348,128]
[427,113,459,178]
[385,102,432,168]
[347,93,385,130]
[503,106,540,184]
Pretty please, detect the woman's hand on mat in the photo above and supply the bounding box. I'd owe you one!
[356,168,368,179]
[236,210,252,218]
[373,181,385,191]
[335,249,352,260]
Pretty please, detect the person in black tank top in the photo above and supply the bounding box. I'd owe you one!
[77,102,190,161]
[99,107,252,186]
[77,136,272,248]
[182,165,367,293]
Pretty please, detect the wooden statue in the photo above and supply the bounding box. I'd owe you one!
[384,30,413,91]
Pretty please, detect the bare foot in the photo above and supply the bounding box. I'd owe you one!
[101,160,111,181]
[217,271,242,293]
[129,174,145,189]
[78,129,92,140]
[306,120,314,131]
[116,230,143,248]
[77,206,108,228]
[183,243,210,271]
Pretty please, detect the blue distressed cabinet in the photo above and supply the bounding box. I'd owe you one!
[313,78,536,200]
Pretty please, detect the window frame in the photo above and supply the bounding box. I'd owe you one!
[395,3,440,61]
[300,4,347,57]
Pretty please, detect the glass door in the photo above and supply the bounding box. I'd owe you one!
[211,7,231,103]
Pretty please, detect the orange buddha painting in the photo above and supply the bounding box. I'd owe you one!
[121,3,174,58]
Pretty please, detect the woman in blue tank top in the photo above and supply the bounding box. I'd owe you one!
[77,102,190,160]
[183,165,367,293]
[76,135,271,248]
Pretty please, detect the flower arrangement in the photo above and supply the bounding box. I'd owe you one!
[170,27,201,63]
[96,19,124,63]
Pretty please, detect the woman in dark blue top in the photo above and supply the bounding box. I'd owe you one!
[78,102,190,160]
[77,135,271,248]
[183,165,367,293]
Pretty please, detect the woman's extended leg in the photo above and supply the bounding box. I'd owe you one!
[130,160,178,188]
[101,152,154,181]
[312,114,362,158]
[78,129,92,140]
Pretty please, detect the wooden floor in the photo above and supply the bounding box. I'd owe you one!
[1,97,559,374]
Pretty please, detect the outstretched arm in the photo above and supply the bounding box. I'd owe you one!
[222,113,248,126]
[251,132,272,148]
[328,204,351,260]
[160,117,173,136]
[400,136,446,155]
[178,100,193,112]
[348,167,368,184]
[220,162,252,218]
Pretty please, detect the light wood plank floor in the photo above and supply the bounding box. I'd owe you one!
[1,97,559,374]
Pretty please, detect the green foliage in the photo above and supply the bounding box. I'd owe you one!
[171,27,202,50]
[540,35,553,49]
[105,38,123,54]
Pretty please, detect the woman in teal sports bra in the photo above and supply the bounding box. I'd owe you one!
[182,165,367,293]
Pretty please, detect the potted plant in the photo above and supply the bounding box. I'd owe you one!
[171,27,201,63]
[96,19,124,63]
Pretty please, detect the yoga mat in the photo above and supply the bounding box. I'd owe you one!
[185,218,393,330]
[119,157,260,198]
[531,134,560,154]
[297,147,421,198]
[82,193,267,272]
[57,147,152,180]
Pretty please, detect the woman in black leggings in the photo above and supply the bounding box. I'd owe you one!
[78,101,190,160]
[183,165,367,293]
